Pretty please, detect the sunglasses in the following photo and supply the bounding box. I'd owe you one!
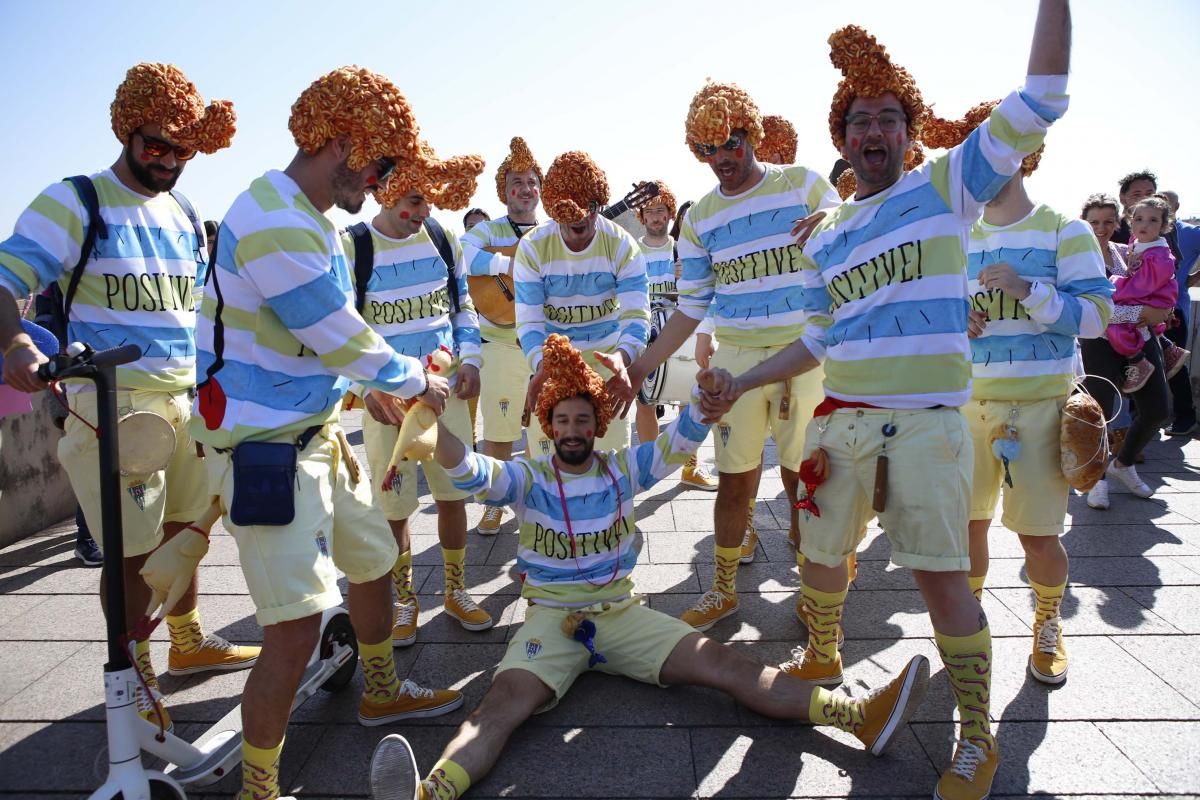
[135,131,196,161]
[691,133,744,158]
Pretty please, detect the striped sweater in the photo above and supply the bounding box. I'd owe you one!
[798,75,1071,408]
[343,223,481,382]
[514,215,650,372]
[447,401,710,605]
[0,169,206,391]
[460,214,535,345]
[640,236,677,297]
[675,164,839,347]
[191,170,426,448]
[968,204,1112,401]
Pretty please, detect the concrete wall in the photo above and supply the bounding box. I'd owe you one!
[0,394,73,547]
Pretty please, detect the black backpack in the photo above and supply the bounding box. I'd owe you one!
[348,217,460,315]
[45,174,204,351]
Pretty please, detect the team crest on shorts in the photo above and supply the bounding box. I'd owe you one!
[539,439,551,455]
[499,398,510,417]
[315,534,330,558]
[719,423,731,447]
[127,482,146,511]
[525,638,543,660]
[388,470,403,493]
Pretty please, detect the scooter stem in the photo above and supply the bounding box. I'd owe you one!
[94,362,131,671]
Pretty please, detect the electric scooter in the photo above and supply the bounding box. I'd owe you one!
[40,343,360,800]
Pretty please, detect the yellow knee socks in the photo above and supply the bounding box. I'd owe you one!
[166,607,204,654]
[713,544,740,596]
[359,637,400,704]
[968,574,987,603]
[239,739,284,800]
[422,757,471,800]
[935,627,997,750]
[443,547,466,593]
[807,686,865,733]
[392,549,415,605]
[800,584,847,663]
[1030,578,1066,625]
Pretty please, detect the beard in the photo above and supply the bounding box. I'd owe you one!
[554,435,595,466]
[332,160,366,214]
[125,147,180,193]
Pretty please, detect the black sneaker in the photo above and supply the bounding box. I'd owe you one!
[74,534,103,567]
[1166,419,1197,437]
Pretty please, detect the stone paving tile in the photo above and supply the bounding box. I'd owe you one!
[0,592,48,628]
[0,639,85,706]
[1109,634,1200,709]
[1121,585,1200,633]
[1095,721,1200,795]
[988,585,1180,635]
[0,720,110,793]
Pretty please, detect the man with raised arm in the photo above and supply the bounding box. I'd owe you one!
[366,334,930,800]
[699,5,1073,797]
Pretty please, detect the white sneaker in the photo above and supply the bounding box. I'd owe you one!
[1086,479,1109,510]
[1106,461,1154,498]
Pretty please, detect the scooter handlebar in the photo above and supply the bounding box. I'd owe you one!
[91,343,143,369]
[36,343,142,381]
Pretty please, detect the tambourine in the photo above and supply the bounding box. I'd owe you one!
[118,410,176,477]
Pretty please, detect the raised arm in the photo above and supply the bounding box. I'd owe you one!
[1028,0,1071,77]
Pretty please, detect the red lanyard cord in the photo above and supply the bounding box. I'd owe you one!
[552,454,625,588]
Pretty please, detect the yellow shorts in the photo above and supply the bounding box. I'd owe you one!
[710,344,825,474]
[207,427,398,627]
[797,407,972,572]
[967,396,1069,536]
[58,388,209,558]
[528,348,630,457]
[363,395,473,520]
[479,341,531,444]
[497,597,697,712]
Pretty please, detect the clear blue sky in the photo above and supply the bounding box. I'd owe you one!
[1,0,1197,234]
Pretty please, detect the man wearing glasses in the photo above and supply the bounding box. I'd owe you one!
[0,62,258,731]
[185,67,463,799]
[697,5,1073,797]
[513,150,651,455]
[619,82,839,633]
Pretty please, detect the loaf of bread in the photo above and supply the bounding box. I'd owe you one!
[1061,392,1108,491]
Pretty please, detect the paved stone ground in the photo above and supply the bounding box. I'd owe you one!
[2,408,1199,799]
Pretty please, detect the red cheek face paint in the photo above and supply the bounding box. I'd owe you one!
[849,137,860,150]
[511,189,518,197]
[139,153,151,162]
[399,211,410,220]
[892,132,903,148]
[585,429,593,438]
[366,176,377,186]
[734,147,744,159]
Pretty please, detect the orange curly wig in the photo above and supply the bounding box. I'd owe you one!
[110,63,235,154]
[827,25,925,152]
[535,334,613,440]
[636,180,677,224]
[921,100,1043,176]
[835,142,926,200]
[375,139,485,211]
[685,81,765,162]
[758,115,798,165]
[494,137,544,205]
[289,66,421,172]
[542,151,610,226]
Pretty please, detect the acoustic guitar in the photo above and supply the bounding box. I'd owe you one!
[468,181,661,327]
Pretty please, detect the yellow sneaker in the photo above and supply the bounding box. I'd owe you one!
[680,455,718,491]
[445,588,494,631]
[739,520,759,564]
[779,645,843,686]
[167,634,260,676]
[476,506,504,535]
[358,678,463,727]
[680,589,738,631]
[935,739,1000,800]
[854,654,930,756]
[1029,615,1068,685]
[136,680,173,734]
[392,600,419,648]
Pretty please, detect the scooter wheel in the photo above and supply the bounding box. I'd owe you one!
[319,610,358,692]
[116,776,187,799]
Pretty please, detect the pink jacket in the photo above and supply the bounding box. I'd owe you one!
[1112,239,1178,310]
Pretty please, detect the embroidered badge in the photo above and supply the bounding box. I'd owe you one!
[315,534,330,558]
[127,482,146,511]
[525,638,543,660]
[499,398,510,417]
[540,439,551,455]
[389,470,403,493]
[719,423,732,447]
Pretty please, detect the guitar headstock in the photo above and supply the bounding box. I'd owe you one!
[624,181,660,211]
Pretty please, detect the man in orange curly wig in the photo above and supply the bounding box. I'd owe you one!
[188,66,467,799]
[364,332,932,800]
[922,101,1111,707]
[460,136,545,533]
[513,151,651,457]
[343,140,500,643]
[0,60,258,741]
[619,80,838,633]
[697,5,1074,798]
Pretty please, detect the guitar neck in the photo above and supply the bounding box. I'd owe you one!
[601,200,630,220]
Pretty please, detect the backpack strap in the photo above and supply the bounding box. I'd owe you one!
[56,176,108,350]
[422,216,460,314]
[348,222,374,315]
[168,189,207,273]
